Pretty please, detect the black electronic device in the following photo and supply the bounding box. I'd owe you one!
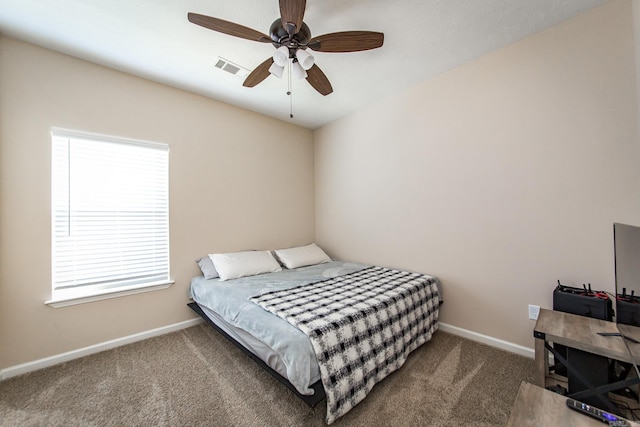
[565,398,630,426]
[612,223,640,408]
[552,281,614,406]
[616,296,640,327]
[614,223,640,330]
[553,281,613,321]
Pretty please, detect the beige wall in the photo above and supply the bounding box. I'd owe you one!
[315,0,640,348]
[0,36,315,369]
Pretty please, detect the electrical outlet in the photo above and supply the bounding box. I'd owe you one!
[528,304,540,320]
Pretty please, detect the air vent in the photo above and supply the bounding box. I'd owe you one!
[214,57,250,78]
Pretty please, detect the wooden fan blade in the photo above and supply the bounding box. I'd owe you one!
[306,64,333,96]
[308,31,384,53]
[243,57,274,88]
[279,0,306,35]
[188,12,271,43]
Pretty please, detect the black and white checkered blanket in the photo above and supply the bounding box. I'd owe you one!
[250,266,440,424]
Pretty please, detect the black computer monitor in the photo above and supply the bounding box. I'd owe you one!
[614,223,640,327]
[613,223,640,373]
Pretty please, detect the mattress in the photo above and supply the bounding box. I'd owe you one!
[196,303,293,382]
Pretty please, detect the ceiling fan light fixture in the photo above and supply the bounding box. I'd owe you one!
[291,60,308,80]
[273,46,290,67]
[295,48,314,70]
[268,62,285,78]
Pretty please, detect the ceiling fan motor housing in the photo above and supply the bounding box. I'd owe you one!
[269,19,311,55]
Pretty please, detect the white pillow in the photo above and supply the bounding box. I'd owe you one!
[274,243,331,269]
[209,250,282,281]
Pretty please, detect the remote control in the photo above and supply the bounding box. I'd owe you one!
[566,398,630,426]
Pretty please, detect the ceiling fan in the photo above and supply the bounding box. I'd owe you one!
[188,0,384,96]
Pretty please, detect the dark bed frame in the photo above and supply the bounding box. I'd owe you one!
[187,302,326,407]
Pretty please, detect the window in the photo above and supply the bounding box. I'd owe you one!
[49,128,171,307]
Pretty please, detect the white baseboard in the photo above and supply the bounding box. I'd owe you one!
[439,322,535,359]
[0,318,203,381]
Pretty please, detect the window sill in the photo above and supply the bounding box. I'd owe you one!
[45,280,175,308]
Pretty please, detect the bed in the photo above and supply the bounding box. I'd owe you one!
[188,246,441,424]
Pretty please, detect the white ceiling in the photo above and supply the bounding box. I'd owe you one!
[0,0,606,129]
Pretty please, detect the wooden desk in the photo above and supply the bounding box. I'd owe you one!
[507,381,638,426]
[533,308,638,388]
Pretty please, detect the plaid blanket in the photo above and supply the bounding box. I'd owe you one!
[250,266,440,424]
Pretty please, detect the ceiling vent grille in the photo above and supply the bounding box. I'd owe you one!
[214,57,250,78]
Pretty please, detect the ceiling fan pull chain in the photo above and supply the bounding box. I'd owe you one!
[288,60,294,118]
[289,93,293,118]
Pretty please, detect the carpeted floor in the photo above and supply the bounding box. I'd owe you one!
[0,324,535,426]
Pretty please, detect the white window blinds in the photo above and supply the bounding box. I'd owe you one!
[51,129,170,300]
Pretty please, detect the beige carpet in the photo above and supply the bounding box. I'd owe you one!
[0,324,535,426]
